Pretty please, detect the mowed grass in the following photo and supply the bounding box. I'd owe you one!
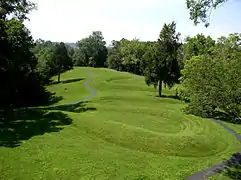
[0,67,240,180]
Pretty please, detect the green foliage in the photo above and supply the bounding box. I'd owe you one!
[0,18,48,108]
[143,21,181,96]
[0,0,36,21]
[35,47,54,83]
[106,40,123,71]
[184,34,215,61]
[175,85,190,102]
[107,39,149,75]
[119,39,147,75]
[33,40,75,84]
[75,31,107,67]
[52,42,73,82]
[186,0,229,27]
[215,33,241,60]
[181,46,241,121]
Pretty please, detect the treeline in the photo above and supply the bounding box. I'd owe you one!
[106,25,241,122]
[1,0,240,122]
[63,22,240,121]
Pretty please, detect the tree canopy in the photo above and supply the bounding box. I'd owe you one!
[186,0,229,26]
[52,42,73,83]
[0,18,46,108]
[74,31,107,67]
[0,0,36,21]
[181,34,241,121]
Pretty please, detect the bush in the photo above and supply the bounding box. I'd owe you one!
[175,85,190,102]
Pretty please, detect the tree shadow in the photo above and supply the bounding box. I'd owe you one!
[36,101,97,113]
[61,78,85,84]
[155,94,180,100]
[49,78,85,85]
[0,102,97,148]
[160,94,180,100]
[212,111,241,124]
[209,153,241,179]
[41,91,64,106]
[225,162,241,179]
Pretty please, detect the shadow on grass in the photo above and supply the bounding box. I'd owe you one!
[212,111,241,124]
[209,153,241,179]
[62,78,85,84]
[0,102,97,148]
[158,94,180,100]
[49,78,85,85]
[42,91,64,106]
[224,162,241,179]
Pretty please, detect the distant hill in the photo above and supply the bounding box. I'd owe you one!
[65,43,77,49]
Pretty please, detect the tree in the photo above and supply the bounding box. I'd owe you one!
[0,0,36,21]
[143,21,181,97]
[186,0,229,27]
[119,39,147,75]
[107,39,149,74]
[0,18,47,108]
[181,34,241,121]
[52,42,73,83]
[35,46,54,83]
[215,33,241,59]
[184,34,215,61]
[107,40,123,71]
[75,31,107,67]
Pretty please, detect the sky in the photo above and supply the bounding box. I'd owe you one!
[24,0,241,45]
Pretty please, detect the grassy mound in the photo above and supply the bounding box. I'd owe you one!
[0,67,240,180]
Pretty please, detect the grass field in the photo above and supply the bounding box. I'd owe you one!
[0,67,240,180]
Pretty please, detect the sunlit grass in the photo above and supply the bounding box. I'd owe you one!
[0,67,240,180]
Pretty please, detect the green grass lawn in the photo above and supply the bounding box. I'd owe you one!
[0,67,240,180]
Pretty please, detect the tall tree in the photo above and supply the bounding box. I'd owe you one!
[186,0,229,27]
[143,21,181,97]
[0,18,47,108]
[52,42,73,83]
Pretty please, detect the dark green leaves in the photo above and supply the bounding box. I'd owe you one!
[181,34,241,121]
[143,21,181,96]
[0,0,36,21]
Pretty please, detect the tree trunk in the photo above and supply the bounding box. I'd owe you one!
[57,72,60,83]
[158,80,162,97]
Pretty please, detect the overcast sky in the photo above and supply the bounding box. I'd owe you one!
[24,0,241,45]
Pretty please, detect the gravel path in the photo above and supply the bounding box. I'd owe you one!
[52,72,96,107]
[5,72,96,111]
[186,119,241,180]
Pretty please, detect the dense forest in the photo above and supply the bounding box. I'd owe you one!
[1,0,240,123]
